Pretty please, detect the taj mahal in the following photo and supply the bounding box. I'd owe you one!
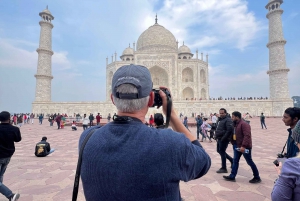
[32,0,293,117]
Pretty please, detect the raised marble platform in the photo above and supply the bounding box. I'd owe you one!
[1,117,287,201]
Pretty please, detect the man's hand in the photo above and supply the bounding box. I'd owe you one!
[274,162,282,175]
[240,147,245,153]
[158,86,172,116]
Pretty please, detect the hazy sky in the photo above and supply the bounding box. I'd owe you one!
[0,0,299,113]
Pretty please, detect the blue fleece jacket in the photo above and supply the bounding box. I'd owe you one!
[79,119,211,201]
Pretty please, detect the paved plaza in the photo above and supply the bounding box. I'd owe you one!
[1,117,287,201]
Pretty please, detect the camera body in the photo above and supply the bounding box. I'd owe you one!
[277,153,287,158]
[151,89,171,108]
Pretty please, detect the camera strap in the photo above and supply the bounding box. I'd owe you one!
[72,126,101,201]
[165,96,172,128]
[281,140,287,155]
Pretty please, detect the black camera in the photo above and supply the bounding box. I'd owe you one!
[277,152,287,158]
[151,89,171,108]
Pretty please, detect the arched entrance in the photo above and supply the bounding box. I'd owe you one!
[182,67,193,82]
[149,66,168,88]
[182,87,194,100]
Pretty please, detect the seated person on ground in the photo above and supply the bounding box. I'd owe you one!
[72,121,77,131]
[34,137,55,157]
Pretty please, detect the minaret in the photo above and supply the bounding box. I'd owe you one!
[266,0,290,100]
[34,6,54,102]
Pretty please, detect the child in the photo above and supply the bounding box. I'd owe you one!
[201,118,212,142]
[71,121,77,131]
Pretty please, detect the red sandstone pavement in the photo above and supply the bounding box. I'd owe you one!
[1,117,287,201]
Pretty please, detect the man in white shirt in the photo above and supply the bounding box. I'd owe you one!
[82,114,89,130]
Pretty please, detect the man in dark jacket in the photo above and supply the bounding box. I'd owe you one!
[215,108,233,173]
[89,113,94,127]
[55,113,62,129]
[0,111,21,200]
[282,107,300,158]
[35,137,54,157]
[195,115,203,140]
[223,111,261,183]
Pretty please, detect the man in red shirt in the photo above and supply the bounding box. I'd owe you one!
[96,113,102,126]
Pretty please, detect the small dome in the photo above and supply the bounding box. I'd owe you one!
[178,44,191,54]
[122,47,134,56]
[42,9,52,15]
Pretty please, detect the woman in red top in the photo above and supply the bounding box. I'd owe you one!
[149,115,154,127]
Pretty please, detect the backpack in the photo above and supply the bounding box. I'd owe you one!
[35,143,48,157]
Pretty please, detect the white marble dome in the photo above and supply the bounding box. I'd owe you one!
[122,47,134,55]
[178,44,191,54]
[136,23,177,52]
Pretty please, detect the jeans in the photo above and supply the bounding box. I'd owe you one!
[83,125,88,130]
[217,140,233,169]
[48,149,55,155]
[57,121,61,129]
[196,125,202,139]
[229,144,260,179]
[89,121,93,127]
[39,119,43,124]
[261,120,267,129]
[50,121,53,126]
[0,157,13,198]
[72,126,77,131]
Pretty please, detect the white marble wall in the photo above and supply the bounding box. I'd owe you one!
[32,99,293,117]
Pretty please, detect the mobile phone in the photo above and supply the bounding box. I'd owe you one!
[273,159,279,167]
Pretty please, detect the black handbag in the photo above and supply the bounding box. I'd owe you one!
[72,127,100,201]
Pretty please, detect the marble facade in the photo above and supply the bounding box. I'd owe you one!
[32,1,293,116]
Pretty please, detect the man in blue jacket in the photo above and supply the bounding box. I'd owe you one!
[195,115,203,140]
[79,64,211,201]
[0,111,22,201]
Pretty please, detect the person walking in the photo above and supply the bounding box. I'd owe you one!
[0,111,22,200]
[96,113,102,126]
[82,114,89,130]
[48,115,54,127]
[17,115,23,127]
[107,113,111,123]
[215,108,233,173]
[55,113,62,129]
[195,115,203,140]
[183,116,189,130]
[260,113,267,129]
[201,118,212,142]
[89,113,94,127]
[223,111,261,183]
[38,114,43,125]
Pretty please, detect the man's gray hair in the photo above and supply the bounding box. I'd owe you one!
[113,84,149,113]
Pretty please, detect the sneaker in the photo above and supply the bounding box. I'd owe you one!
[249,177,261,184]
[223,175,236,182]
[216,168,228,173]
[9,193,20,201]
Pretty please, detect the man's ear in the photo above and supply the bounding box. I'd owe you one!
[148,91,154,107]
[111,94,116,105]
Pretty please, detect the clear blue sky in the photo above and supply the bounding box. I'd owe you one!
[0,0,299,113]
